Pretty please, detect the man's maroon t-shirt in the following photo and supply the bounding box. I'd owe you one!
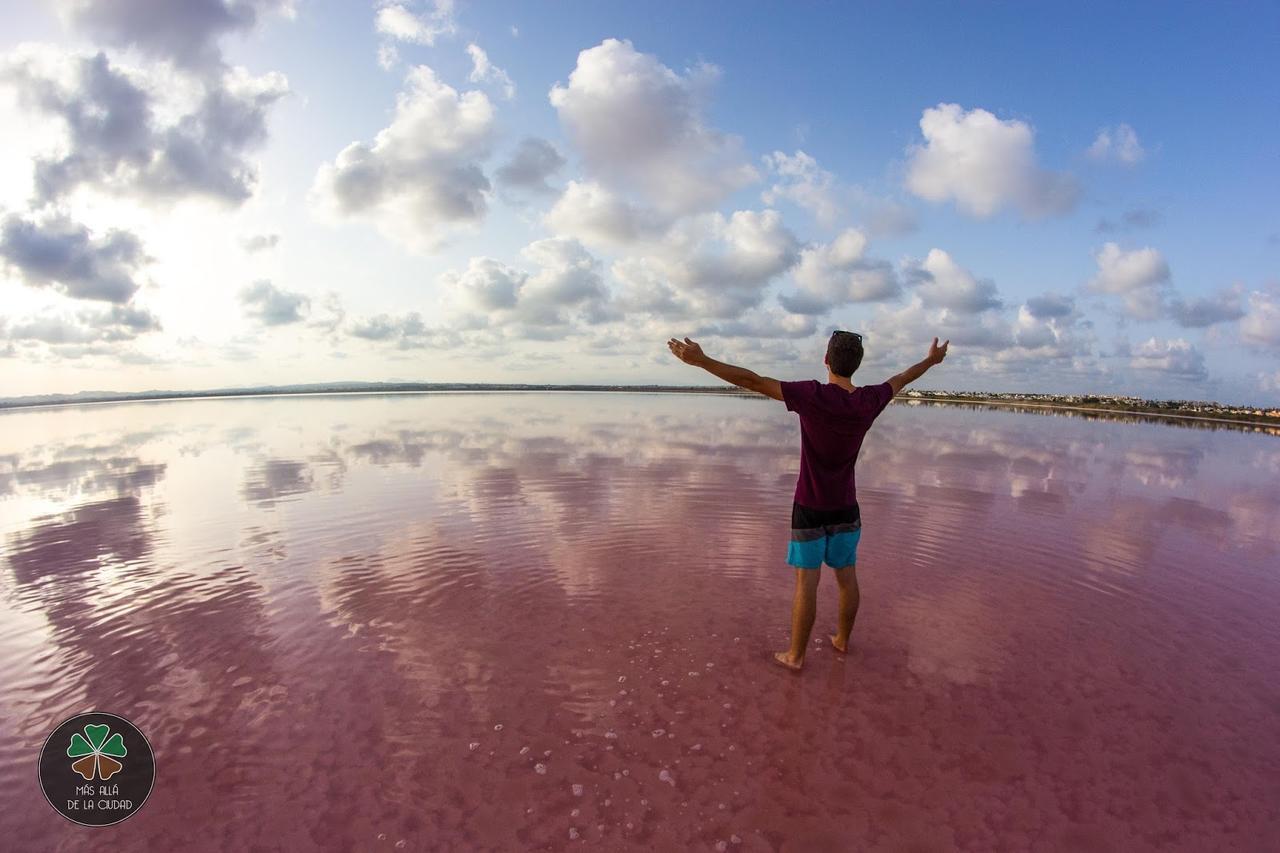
[780,380,895,509]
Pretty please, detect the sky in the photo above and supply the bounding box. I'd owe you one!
[0,0,1277,404]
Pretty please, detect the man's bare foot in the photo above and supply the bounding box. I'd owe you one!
[829,634,849,654]
[772,651,803,672]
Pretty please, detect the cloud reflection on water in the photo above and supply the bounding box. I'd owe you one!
[1,393,1277,850]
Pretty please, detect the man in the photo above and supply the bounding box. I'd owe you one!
[667,330,949,672]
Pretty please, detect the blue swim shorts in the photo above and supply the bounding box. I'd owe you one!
[786,501,862,570]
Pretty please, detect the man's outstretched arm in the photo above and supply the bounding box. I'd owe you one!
[887,337,950,395]
[666,336,784,401]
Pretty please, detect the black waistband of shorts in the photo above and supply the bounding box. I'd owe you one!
[791,501,860,529]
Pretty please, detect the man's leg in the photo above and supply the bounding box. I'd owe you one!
[830,564,859,653]
[774,568,820,671]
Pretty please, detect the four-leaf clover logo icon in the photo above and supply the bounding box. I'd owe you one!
[67,723,127,781]
[40,712,154,826]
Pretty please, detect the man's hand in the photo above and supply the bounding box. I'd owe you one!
[667,336,706,366]
[926,336,950,366]
[888,336,951,395]
[668,336,784,399]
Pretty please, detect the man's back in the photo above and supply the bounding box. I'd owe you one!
[780,380,895,509]
[665,330,947,672]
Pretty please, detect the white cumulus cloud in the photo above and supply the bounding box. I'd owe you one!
[761,150,840,227]
[495,137,565,196]
[1168,284,1246,328]
[2,47,289,206]
[4,303,161,346]
[1004,298,1090,363]
[55,0,295,70]
[863,295,1013,361]
[438,237,617,339]
[375,1,456,46]
[466,44,514,100]
[906,103,1077,218]
[780,228,900,315]
[377,44,399,71]
[1087,242,1171,320]
[444,257,525,313]
[1129,337,1207,381]
[695,306,817,340]
[348,311,461,350]
[1024,292,1078,320]
[0,210,151,304]
[240,232,279,252]
[549,38,759,216]
[311,65,494,250]
[612,209,800,320]
[544,180,669,247]
[905,248,1002,314]
[854,262,1103,386]
[239,279,310,326]
[1240,288,1280,349]
[1088,123,1145,165]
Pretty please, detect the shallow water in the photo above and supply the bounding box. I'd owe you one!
[1,392,1278,852]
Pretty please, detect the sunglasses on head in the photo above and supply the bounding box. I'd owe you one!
[832,330,863,341]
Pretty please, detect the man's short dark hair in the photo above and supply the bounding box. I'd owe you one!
[826,331,864,377]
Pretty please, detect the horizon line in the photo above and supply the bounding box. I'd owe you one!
[2,379,1277,415]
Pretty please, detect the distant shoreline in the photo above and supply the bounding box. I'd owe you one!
[902,395,1280,433]
[2,383,1277,434]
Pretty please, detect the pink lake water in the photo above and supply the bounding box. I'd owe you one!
[1,392,1278,852]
